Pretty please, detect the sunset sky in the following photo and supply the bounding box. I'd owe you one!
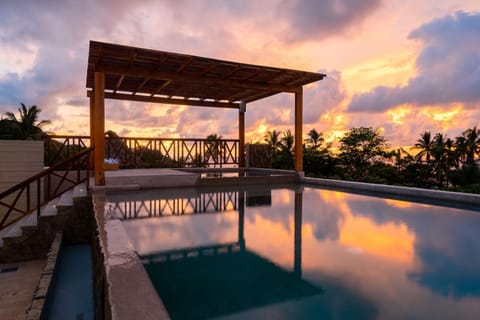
[1,0,479,147]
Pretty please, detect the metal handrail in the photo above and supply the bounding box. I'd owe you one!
[0,147,93,231]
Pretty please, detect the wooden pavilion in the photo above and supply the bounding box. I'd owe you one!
[86,41,325,185]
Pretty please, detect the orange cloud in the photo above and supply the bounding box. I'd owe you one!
[339,211,415,263]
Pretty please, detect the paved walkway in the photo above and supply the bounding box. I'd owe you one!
[0,259,45,320]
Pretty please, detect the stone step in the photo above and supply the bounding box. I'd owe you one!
[0,184,89,248]
[57,189,74,207]
[40,197,60,217]
[73,183,88,198]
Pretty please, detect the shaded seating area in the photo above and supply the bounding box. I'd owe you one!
[86,41,325,185]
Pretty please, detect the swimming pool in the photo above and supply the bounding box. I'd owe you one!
[106,185,480,320]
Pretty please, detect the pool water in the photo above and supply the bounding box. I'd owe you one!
[47,245,94,320]
[107,186,480,320]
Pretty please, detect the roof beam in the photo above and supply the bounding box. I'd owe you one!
[87,91,239,109]
[150,80,171,97]
[113,75,125,93]
[94,63,298,93]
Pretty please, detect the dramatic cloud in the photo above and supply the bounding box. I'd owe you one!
[1,1,480,146]
[279,0,382,43]
[304,70,346,124]
[348,11,480,113]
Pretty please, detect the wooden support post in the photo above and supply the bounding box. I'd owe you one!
[94,72,105,186]
[239,101,246,168]
[89,96,95,168]
[294,87,303,172]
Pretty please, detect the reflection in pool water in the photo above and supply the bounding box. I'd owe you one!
[107,186,480,320]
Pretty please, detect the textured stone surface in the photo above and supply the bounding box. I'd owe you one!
[0,259,45,320]
[25,232,63,320]
[92,192,170,320]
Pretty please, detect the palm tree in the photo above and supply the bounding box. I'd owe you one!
[280,129,294,153]
[431,133,458,187]
[264,130,282,152]
[306,129,324,151]
[415,131,434,162]
[4,103,50,140]
[454,135,468,165]
[462,126,480,166]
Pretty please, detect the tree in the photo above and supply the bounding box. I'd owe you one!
[205,133,223,167]
[460,126,480,166]
[306,129,324,151]
[454,135,468,165]
[415,131,434,162]
[338,127,389,179]
[264,130,282,155]
[280,129,294,153]
[4,103,50,140]
[431,133,458,187]
[451,127,480,188]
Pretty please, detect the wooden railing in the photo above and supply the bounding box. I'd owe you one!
[107,191,238,219]
[0,147,93,231]
[44,135,239,168]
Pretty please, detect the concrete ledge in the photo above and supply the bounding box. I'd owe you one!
[106,169,199,189]
[301,177,480,206]
[91,184,141,192]
[92,192,170,320]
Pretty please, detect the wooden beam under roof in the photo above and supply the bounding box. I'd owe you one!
[87,91,240,109]
[94,63,304,94]
[150,80,171,97]
[132,78,150,95]
[113,75,125,93]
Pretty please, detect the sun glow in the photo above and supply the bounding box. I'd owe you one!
[430,107,461,122]
[387,105,411,125]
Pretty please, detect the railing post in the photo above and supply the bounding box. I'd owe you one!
[26,184,31,212]
[37,179,41,218]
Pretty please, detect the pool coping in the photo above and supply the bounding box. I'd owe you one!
[301,177,480,207]
[92,191,170,320]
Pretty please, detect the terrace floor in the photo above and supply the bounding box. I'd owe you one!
[0,259,45,320]
[91,168,200,190]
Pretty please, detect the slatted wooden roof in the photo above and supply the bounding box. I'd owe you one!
[86,41,325,109]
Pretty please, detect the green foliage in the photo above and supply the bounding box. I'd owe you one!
[450,165,480,187]
[263,125,479,194]
[303,149,337,177]
[338,127,390,179]
[306,129,324,151]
